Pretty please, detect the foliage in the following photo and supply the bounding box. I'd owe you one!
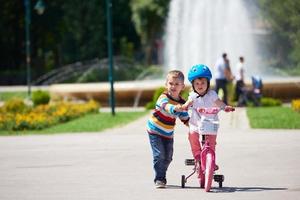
[260,97,282,107]
[135,65,164,80]
[32,90,50,106]
[61,0,105,63]
[247,106,300,129]
[0,100,100,131]
[145,87,165,109]
[130,0,170,43]
[76,58,145,83]
[0,0,141,85]
[130,0,170,64]
[0,111,147,135]
[1,98,27,113]
[258,0,300,72]
[291,99,300,112]
[120,37,134,59]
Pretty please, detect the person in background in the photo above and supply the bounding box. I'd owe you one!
[214,53,233,104]
[235,56,245,106]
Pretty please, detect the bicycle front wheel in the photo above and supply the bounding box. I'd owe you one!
[204,153,214,192]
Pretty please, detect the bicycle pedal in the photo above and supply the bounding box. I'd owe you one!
[185,159,195,166]
[213,174,224,182]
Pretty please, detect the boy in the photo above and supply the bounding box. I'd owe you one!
[147,70,189,188]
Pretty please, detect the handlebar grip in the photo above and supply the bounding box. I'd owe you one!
[197,107,235,113]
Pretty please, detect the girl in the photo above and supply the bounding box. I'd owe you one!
[182,64,234,162]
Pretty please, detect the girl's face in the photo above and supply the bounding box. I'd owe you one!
[166,77,185,99]
[193,78,208,95]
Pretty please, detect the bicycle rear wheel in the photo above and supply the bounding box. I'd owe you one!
[204,153,214,192]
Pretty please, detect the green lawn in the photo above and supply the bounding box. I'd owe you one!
[0,91,27,101]
[247,107,300,129]
[0,111,148,135]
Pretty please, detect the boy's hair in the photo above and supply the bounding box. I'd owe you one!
[222,53,227,59]
[166,70,185,82]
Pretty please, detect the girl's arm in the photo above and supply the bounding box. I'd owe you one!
[214,99,235,112]
[182,91,198,110]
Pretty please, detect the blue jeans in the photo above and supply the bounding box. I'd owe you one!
[148,133,173,183]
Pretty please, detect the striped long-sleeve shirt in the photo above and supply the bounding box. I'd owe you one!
[147,92,189,138]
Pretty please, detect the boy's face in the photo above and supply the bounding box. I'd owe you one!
[193,78,208,95]
[165,76,185,99]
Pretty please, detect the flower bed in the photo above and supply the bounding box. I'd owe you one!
[0,100,100,131]
[292,99,300,112]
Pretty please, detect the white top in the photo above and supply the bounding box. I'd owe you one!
[188,90,219,134]
[235,62,244,81]
[214,57,226,79]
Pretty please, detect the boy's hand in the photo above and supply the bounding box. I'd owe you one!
[181,100,193,110]
[224,106,235,112]
[174,104,183,112]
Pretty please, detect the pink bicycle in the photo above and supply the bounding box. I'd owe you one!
[181,107,235,192]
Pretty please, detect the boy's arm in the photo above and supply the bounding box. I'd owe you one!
[156,95,182,114]
[178,109,190,126]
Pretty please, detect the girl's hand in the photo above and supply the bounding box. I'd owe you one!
[224,106,235,112]
[188,92,198,101]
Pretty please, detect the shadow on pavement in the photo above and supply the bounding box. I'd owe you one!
[212,186,288,193]
[166,185,199,189]
[166,185,288,192]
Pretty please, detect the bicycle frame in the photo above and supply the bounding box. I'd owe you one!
[200,135,216,173]
[201,135,216,191]
[182,135,217,191]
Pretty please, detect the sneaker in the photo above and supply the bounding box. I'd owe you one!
[155,180,166,188]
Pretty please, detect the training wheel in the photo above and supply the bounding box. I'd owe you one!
[219,181,223,188]
[214,174,224,188]
[181,175,186,188]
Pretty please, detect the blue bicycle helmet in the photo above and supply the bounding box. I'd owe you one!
[188,64,212,83]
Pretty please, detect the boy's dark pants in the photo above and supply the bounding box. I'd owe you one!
[215,79,228,104]
[235,80,245,105]
[148,133,173,183]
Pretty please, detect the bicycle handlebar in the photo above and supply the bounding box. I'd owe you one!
[196,106,235,114]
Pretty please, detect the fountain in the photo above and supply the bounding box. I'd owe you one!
[49,0,300,106]
[164,0,269,78]
[162,0,300,102]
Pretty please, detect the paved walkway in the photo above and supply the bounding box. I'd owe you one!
[0,108,299,200]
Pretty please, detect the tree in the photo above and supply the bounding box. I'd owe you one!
[130,0,170,64]
[259,0,300,70]
[0,0,142,85]
[0,1,24,84]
